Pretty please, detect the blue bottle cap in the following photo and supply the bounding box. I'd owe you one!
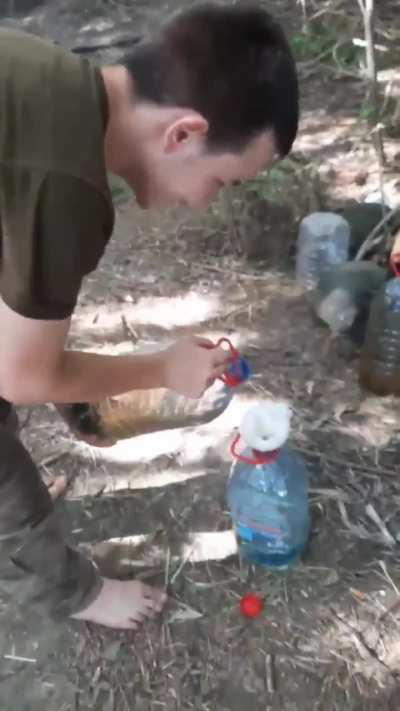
[226,356,252,384]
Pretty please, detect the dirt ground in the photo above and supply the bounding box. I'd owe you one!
[2,1,400,710]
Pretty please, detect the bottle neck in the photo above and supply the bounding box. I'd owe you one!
[252,449,280,465]
[230,436,281,466]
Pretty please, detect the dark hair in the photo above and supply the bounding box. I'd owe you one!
[121,4,299,156]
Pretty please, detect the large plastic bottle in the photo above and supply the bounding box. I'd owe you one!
[227,402,309,569]
[359,276,400,396]
[59,339,251,443]
[295,212,351,291]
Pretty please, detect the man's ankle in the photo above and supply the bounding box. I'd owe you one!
[0,399,19,434]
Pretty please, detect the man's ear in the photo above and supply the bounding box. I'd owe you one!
[164,114,208,154]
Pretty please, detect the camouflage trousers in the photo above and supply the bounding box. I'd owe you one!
[0,399,101,620]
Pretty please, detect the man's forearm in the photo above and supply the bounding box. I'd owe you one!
[16,349,167,405]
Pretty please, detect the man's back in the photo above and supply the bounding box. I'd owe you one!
[0,29,109,187]
[0,29,114,320]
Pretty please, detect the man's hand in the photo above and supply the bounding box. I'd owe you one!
[161,335,229,398]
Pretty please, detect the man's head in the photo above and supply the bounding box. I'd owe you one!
[103,3,299,209]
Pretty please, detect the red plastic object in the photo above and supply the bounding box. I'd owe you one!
[215,338,240,386]
[390,253,400,278]
[240,594,264,618]
[201,337,251,387]
[230,433,279,466]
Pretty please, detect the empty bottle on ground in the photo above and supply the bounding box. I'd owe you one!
[296,212,351,291]
[312,261,387,345]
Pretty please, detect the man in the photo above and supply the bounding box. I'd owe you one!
[0,3,299,629]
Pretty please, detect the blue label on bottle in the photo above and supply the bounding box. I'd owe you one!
[237,523,254,542]
[236,520,284,545]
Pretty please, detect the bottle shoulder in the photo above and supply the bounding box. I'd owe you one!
[229,445,308,489]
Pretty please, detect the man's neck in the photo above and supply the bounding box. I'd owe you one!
[100,65,133,176]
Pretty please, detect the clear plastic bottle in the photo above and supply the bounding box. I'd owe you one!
[227,402,309,569]
[312,261,386,344]
[59,340,251,442]
[295,212,351,291]
[359,277,400,396]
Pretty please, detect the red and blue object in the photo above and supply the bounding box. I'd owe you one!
[216,338,252,387]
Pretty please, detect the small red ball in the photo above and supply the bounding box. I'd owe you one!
[240,594,264,618]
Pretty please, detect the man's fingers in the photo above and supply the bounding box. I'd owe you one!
[205,364,229,389]
[212,347,231,368]
[194,335,216,349]
[192,337,231,368]
[48,475,68,502]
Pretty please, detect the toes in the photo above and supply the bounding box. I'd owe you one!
[129,603,159,624]
[48,475,68,501]
[141,598,161,616]
[141,584,167,603]
[142,606,158,620]
[130,605,159,626]
[142,589,167,613]
[117,619,138,631]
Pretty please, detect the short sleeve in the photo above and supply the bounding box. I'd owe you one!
[0,166,115,320]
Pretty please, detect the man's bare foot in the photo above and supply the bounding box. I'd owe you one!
[0,400,19,435]
[71,578,167,630]
[48,475,68,501]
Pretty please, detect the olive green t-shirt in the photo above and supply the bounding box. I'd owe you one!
[0,29,115,320]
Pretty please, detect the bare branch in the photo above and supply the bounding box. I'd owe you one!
[356,0,386,166]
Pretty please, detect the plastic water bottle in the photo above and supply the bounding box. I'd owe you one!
[227,402,309,569]
[359,276,400,396]
[296,212,351,291]
[59,339,251,442]
[312,261,387,344]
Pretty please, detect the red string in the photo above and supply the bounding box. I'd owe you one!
[220,371,242,387]
[215,337,239,358]
[202,337,243,386]
[230,433,279,465]
[215,338,242,386]
[390,253,400,277]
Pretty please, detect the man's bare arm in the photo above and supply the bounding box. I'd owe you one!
[0,299,228,405]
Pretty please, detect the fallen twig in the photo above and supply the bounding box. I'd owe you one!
[71,35,141,55]
[355,207,400,260]
[365,504,396,547]
[38,450,70,469]
[265,653,276,694]
[4,654,36,663]
[294,445,397,478]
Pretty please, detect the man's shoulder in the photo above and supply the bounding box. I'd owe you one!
[0,29,109,193]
